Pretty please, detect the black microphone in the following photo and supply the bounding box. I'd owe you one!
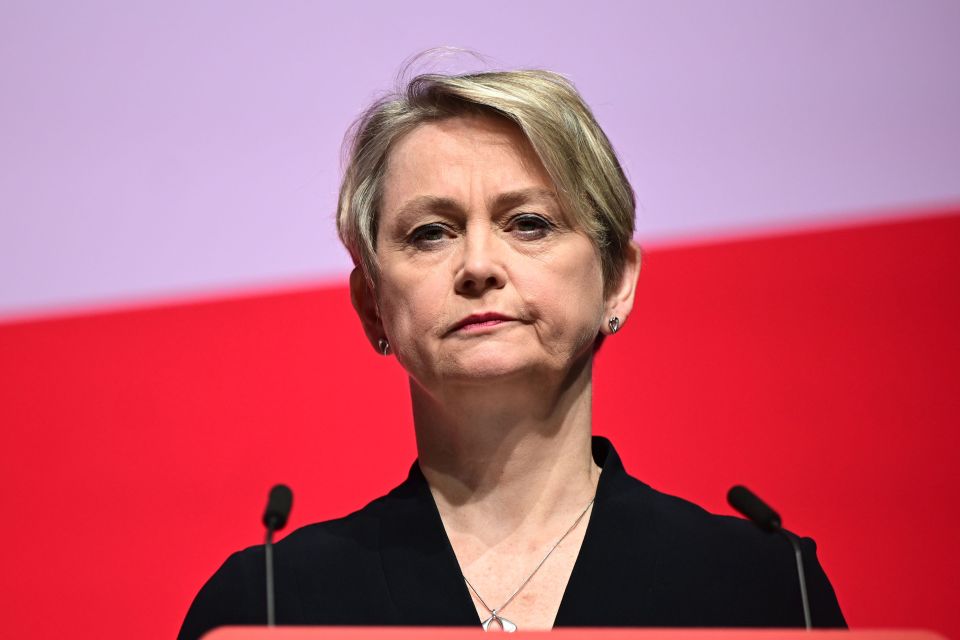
[262,484,293,627]
[726,485,812,629]
[263,484,293,531]
[727,484,782,531]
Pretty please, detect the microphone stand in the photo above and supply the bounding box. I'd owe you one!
[261,484,293,627]
[728,485,812,630]
[265,522,278,627]
[780,528,812,630]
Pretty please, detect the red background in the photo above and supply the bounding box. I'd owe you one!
[2,211,958,639]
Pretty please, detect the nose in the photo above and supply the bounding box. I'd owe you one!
[454,226,507,296]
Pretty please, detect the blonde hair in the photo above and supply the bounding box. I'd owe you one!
[336,69,636,294]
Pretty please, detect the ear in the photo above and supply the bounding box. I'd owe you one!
[349,267,385,352]
[602,240,641,334]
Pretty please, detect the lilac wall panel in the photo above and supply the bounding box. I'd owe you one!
[1,0,958,318]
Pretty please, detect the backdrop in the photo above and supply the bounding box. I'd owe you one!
[1,2,958,639]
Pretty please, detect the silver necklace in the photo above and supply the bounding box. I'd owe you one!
[462,497,595,632]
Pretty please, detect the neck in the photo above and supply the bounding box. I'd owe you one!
[413,352,600,538]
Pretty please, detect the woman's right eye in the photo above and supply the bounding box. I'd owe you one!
[408,223,449,248]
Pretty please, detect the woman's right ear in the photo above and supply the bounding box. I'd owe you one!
[349,267,384,352]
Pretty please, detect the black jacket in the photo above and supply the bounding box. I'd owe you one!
[179,438,845,639]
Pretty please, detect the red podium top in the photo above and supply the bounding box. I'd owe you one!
[205,628,947,640]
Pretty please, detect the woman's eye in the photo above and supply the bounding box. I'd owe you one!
[408,224,449,248]
[511,214,553,239]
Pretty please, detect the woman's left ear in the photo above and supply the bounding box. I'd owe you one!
[604,240,642,335]
[349,267,386,352]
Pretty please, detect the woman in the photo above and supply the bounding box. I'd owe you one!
[179,69,845,638]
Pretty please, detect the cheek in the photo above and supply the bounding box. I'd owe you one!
[519,247,606,342]
[377,268,444,345]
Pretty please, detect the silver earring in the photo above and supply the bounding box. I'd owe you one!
[608,316,620,334]
[377,338,390,355]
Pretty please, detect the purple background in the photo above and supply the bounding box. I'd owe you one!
[1,0,959,319]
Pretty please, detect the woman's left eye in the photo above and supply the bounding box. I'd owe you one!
[509,214,553,239]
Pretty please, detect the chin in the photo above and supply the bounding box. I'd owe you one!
[440,353,553,385]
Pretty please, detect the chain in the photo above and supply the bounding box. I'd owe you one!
[462,496,595,620]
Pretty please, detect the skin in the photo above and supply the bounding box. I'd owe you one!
[351,113,640,630]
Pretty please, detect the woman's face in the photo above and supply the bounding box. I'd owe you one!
[355,113,623,393]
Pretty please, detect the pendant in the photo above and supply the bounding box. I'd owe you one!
[481,611,518,632]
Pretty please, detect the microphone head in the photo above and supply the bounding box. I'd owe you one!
[727,485,782,532]
[262,484,294,532]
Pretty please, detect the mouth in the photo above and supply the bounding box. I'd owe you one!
[448,312,517,334]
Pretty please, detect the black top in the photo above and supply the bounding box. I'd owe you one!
[178,438,845,639]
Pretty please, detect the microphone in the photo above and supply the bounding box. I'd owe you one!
[263,484,293,531]
[726,485,812,629]
[262,484,293,627]
[727,485,781,531]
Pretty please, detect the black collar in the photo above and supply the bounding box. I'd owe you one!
[377,436,648,626]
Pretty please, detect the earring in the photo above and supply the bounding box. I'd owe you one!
[377,338,391,355]
[608,316,621,334]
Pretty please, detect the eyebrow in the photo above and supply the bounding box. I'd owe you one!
[394,195,465,222]
[491,187,559,211]
[393,187,560,222]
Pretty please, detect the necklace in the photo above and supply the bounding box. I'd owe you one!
[462,496,596,632]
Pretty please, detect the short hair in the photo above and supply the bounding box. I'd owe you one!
[336,69,636,295]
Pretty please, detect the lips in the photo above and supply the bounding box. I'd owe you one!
[449,312,516,334]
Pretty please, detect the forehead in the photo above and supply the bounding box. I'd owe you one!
[381,113,554,208]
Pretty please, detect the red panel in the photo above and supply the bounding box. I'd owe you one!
[207,628,946,640]
[1,211,958,639]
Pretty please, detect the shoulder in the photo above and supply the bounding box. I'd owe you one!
[178,494,394,640]
[277,492,387,556]
[594,439,793,567]
[216,491,390,575]
[592,470,845,627]
[581,437,844,627]
[593,437,827,593]
[615,474,793,559]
